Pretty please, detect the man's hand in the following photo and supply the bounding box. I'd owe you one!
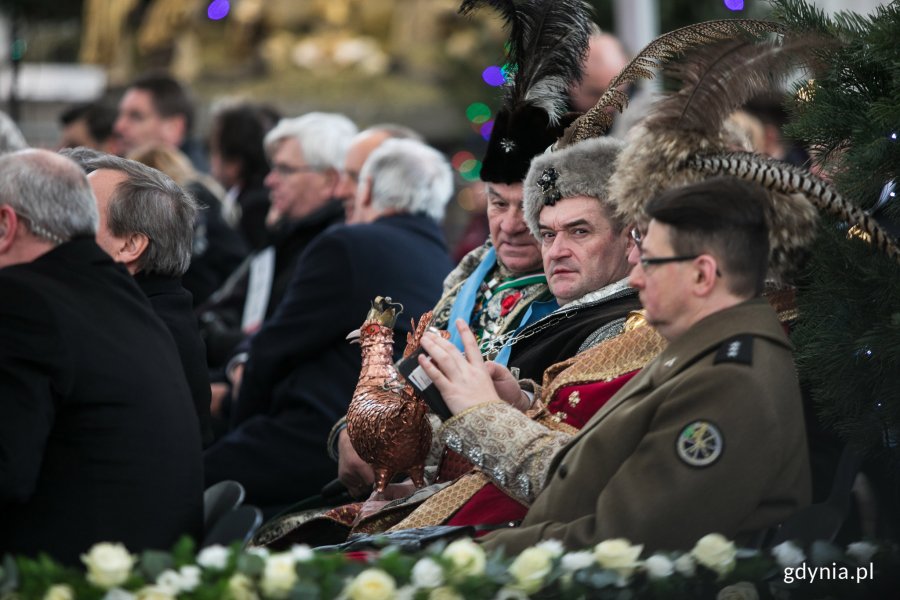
[337,429,375,499]
[485,362,531,412]
[418,319,501,415]
[209,383,231,417]
[228,362,245,400]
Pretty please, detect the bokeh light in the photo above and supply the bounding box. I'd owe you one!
[460,162,482,181]
[451,151,476,170]
[723,0,744,10]
[207,0,230,20]
[482,66,506,87]
[466,102,492,124]
[480,120,494,141]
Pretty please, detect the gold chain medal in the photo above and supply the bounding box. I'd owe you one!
[675,420,723,467]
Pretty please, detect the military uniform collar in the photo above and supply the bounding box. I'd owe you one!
[649,297,790,382]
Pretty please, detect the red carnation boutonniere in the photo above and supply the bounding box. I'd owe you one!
[500,290,523,316]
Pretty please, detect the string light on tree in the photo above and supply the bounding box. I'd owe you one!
[207,0,230,21]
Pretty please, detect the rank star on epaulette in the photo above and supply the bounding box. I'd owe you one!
[714,334,754,365]
[675,420,723,467]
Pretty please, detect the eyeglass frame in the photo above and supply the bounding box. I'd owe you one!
[630,227,721,276]
[269,162,323,177]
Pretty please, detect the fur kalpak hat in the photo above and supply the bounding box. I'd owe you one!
[459,0,594,184]
[522,137,624,238]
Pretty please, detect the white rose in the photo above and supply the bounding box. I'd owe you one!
[593,538,644,583]
[846,541,878,564]
[691,534,737,577]
[178,565,201,592]
[716,581,759,600]
[771,541,806,569]
[560,551,595,573]
[507,547,554,594]
[134,585,176,600]
[155,570,183,595]
[493,588,529,600]
[197,545,230,570]
[411,557,444,589]
[227,573,259,600]
[428,587,464,600]
[346,568,396,600]
[441,538,486,578]
[644,554,675,579]
[81,542,137,589]
[290,544,315,562]
[260,553,298,599]
[535,539,565,558]
[43,584,74,600]
[674,553,696,577]
[102,589,137,600]
[394,585,417,600]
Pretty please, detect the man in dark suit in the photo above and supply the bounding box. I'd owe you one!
[67,150,213,447]
[204,138,456,515]
[197,112,357,368]
[0,149,203,564]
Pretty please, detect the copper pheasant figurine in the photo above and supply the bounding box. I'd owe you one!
[345,297,432,495]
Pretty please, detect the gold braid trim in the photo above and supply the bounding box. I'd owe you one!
[386,472,491,531]
[540,311,667,401]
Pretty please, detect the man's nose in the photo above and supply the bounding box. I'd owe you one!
[500,208,525,234]
[545,233,571,259]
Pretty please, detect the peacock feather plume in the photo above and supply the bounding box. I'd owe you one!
[559,19,785,147]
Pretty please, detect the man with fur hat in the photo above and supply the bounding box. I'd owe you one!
[418,177,811,553]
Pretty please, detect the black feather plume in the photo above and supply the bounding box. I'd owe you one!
[460,0,593,124]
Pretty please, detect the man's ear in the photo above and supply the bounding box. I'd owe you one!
[117,232,150,272]
[359,176,374,209]
[0,205,19,254]
[692,254,720,296]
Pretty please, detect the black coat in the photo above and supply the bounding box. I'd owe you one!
[204,213,453,514]
[136,272,214,447]
[0,239,203,564]
[508,289,642,381]
[197,200,345,368]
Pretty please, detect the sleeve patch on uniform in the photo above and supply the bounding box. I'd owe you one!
[714,335,753,365]
[675,420,723,467]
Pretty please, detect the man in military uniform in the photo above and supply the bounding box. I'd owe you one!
[420,177,812,553]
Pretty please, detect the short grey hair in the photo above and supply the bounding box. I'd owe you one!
[69,151,198,277]
[359,138,453,222]
[0,149,98,244]
[264,112,358,171]
[523,137,625,238]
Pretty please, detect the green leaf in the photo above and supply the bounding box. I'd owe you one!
[139,550,174,581]
[235,553,266,577]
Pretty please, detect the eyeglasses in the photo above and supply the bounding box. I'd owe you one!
[270,163,322,177]
[638,254,699,269]
[630,227,644,249]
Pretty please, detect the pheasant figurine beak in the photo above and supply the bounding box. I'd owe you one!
[346,329,362,344]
